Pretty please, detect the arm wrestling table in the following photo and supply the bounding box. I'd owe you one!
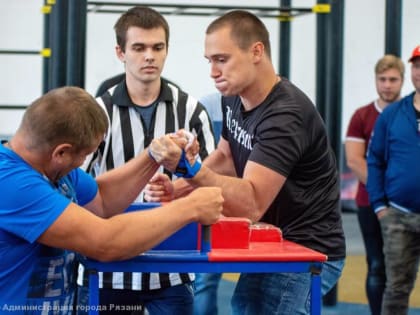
[80,204,327,315]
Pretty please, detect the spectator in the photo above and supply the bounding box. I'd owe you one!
[367,44,420,315]
[345,54,404,315]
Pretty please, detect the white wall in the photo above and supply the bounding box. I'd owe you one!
[0,0,419,138]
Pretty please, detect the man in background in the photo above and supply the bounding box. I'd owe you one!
[345,54,404,315]
[367,45,420,315]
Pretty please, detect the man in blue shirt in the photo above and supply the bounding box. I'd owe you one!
[367,44,420,315]
[0,86,223,314]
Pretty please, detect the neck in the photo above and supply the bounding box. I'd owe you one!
[376,98,389,110]
[8,135,49,178]
[241,72,280,110]
[126,76,161,106]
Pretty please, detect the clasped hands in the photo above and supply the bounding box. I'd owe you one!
[146,131,223,223]
[148,129,199,173]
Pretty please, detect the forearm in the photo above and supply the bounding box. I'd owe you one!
[347,158,367,184]
[203,145,237,176]
[172,148,236,199]
[187,166,261,221]
[345,141,368,184]
[366,164,387,211]
[41,185,222,262]
[173,179,195,198]
[42,200,198,262]
[91,198,198,261]
[95,150,159,216]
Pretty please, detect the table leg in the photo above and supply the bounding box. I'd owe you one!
[88,270,99,315]
[310,273,321,315]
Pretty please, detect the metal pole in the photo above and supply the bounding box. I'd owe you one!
[67,0,87,87]
[42,0,52,93]
[49,0,69,90]
[279,0,292,78]
[315,0,329,120]
[385,0,402,56]
[326,0,344,161]
[316,0,345,306]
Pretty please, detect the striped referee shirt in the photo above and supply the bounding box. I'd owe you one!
[77,78,215,291]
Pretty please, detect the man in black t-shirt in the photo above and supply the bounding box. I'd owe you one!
[146,10,345,315]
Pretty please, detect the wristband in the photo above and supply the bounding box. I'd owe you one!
[174,150,201,178]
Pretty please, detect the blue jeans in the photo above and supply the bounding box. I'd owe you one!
[193,273,223,315]
[231,259,345,315]
[357,205,386,315]
[76,283,194,315]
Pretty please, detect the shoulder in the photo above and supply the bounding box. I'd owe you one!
[95,73,124,97]
[381,96,409,118]
[355,102,376,115]
[273,79,315,114]
[161,80,199,107]
[69,168,98,205]
[350,102,378,122]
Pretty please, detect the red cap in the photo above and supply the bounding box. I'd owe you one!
[408,45,420,62]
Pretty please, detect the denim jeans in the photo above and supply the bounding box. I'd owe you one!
[76,283,194,315]
[231,259,344,315]
[379,207,420,315]
[357,205,386,315]
[193,273,223,315]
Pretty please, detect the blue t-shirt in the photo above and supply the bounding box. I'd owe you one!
[0,144,97,314]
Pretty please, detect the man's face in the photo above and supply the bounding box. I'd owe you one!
[204,26,256,96]
[375,67,403,104]
[47,137,103,183]
[117,26,168,84]
[411,58,420,92]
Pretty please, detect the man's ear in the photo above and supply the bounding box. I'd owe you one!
[51,143,73,162]
[116,45,125,62]
[251,42,264,60]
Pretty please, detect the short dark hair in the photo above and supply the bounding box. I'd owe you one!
[114,6,170,52]
[206,10,271,59]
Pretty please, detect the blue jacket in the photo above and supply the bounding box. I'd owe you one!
[367,92,420,213]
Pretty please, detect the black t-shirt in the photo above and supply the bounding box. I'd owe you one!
[221,77,345,260]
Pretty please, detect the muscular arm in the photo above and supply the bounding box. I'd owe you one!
[37,187,222,261]
[88,134,185,217]
[345,140,367,184]
[86,150,160,217]
[169,137,237,198]
[186,138,285,222]
[146,137,285,220]
[204,137,237,176]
